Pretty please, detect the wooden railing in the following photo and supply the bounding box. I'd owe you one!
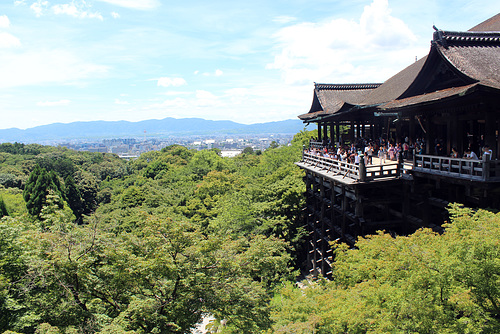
[309,140,327,149]
[301,151,500,183]
[302,149,500,183]
[413,154,500,182]
[302,152,403,182]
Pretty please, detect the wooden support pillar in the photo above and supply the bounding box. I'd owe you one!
[485,111,496,158]
[451,112,458,153]
[426,117,434,155]
[361,122,366,138]
[359,157,366,182]
[320,177,326,219]
[330,123,335,146]
[396,118,402,143]
[319,177,326,275]
[355,189,363,218]
[306,171,311,193]
[336,123,340,144]
[409,115,415,145]
[317,123,322,141]
[402,183,410,234]
[341,185,347,240]
[472,120,479,153]
[349,121,355,143]
[323,122,328,144]
[497,117,500,160]
[331,182,337,231]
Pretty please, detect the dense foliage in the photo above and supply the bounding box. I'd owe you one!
[0,133,309,333]
[270,204,500,333]
[1,135,500,333]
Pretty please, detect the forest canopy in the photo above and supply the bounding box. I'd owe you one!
[1,134,500,333]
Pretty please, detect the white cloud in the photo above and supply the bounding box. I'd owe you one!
[30,0,49,17]
[114,98,129,104]
[161,91,191,96]
[267,0,426,85]
[95,0,160,10]
[0,15,10,28]
[52,3,104,20]
[195,90,216,100]
[157,77,187,87]
[111,11,120,19]
[201,69,224,77]
[273,16,296,24]
[139,81,310,125]
[0,49,109,88]
[0,32,21,48]
[37,99,71,106]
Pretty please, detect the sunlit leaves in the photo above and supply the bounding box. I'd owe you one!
[271,206,500,333]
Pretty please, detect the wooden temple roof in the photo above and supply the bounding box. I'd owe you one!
[300,14,500,123]
[298,83,381,121]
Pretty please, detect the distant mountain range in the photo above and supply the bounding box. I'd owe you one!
[0,118,306,143]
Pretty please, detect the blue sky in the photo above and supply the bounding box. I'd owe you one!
[0,0,499,130]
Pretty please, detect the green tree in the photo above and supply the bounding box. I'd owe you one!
[73,170,99,215]
[0,217,27,331]
[270,205,500,333]
[242,146,254,155]
[23,165,64,218]
[188,150,233,180]
[64,175,83,219]
[0,197,8,217]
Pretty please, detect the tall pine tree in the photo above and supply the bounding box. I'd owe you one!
[64,175,83,219]
[0,196,8,217]
[23,165,64,218]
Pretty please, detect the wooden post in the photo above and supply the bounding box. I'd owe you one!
[349,121,354,143]
[336,123,340,145]
[482,154,490,181]
[497,116,500,160]
[402,183,410,234]
[331,181,337,232]
[317,123,322,141]
[409,115,415,147]
[397,151,403,177]
[485,110,496,158]
[355,188,363,217]
[330,123,335,147]
[359,155,366,182]
[341,185,347,240]
[323,122,328,144]
[426,117,433,155]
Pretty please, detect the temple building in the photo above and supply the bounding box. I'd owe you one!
[296,14,500,277]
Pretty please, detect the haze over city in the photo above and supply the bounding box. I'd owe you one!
[1,0,499,130]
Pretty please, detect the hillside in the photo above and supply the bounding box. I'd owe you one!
[0,118,305,143]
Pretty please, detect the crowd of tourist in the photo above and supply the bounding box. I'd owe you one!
[305,136,493,165]
[305,137,424,165]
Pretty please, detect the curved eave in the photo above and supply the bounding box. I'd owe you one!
[378,83,480,111]
[299,102,357,123]
[315,103,381,123]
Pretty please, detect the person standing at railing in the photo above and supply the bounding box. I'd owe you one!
[354,152,361,165]
[482,145,493,160]
[388,144,395,161]
[451,147,460,158]
[378,145,387,164]
[464,149,479,160]
[365,144,374,165]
